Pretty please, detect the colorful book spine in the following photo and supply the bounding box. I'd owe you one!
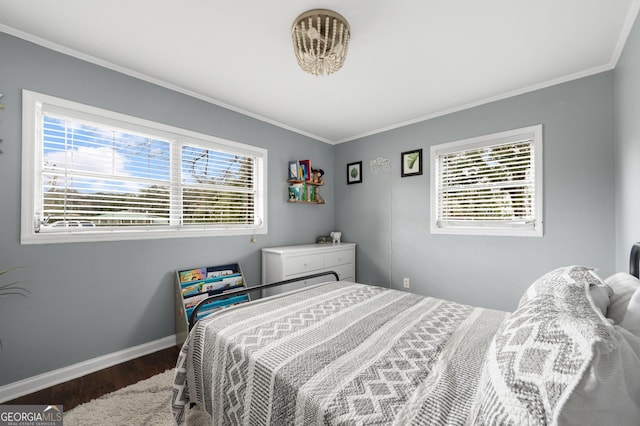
[180,274,241,294]
[299,159,311,181]
[186,294,249,319]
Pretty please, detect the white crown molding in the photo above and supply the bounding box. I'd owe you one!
[335,63,614,144]
[3,0,639,148]
[611,0,640,66]
[0,23,331,144]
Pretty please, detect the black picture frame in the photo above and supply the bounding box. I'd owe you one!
[401,149,423,177]
[347,161,363,184]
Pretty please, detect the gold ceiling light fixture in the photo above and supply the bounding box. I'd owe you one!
[291,9,350,76]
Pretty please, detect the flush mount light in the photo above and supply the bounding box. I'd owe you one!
[291,9,350,76]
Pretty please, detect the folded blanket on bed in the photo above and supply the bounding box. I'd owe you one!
[171,281,507,425]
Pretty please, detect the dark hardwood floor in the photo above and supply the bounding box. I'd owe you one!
[5,345,180,411]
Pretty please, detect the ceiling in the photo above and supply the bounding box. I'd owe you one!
[1,1,639,144]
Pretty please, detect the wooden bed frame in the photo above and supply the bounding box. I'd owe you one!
[188,270,339,330]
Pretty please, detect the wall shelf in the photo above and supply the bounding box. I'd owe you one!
[287,180,324,186]
[287,199,326,204]
[287,161,325,204]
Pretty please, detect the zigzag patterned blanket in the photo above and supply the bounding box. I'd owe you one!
[171,282,507,425]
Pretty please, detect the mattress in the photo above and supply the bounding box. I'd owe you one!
[171,281,507,425]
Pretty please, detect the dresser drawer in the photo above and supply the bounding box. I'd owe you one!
[287,263,354,282]
[283,254,324,276]
[324,249,355,267]
[332,263,355,281]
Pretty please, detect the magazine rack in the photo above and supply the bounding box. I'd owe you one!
[174,263,249,345]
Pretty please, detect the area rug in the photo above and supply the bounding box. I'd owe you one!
[64,369,211,425]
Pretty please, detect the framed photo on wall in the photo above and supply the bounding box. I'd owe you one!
[347,161,363,184]
[288,161,299,180]
[401,149,423,177]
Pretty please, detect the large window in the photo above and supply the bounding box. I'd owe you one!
[430,125,543,237]
[21,90,267,244]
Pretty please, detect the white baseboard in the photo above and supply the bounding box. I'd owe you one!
[0,335,177,403]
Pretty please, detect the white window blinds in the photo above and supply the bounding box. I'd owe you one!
[22,90,267,243]
[42,113,174,228]
[431,125,543,236]
[180,145,256,226]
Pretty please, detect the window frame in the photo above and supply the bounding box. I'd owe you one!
[21,90,268,244]
[429,125,543,237]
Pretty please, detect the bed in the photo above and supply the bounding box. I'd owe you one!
[171,246,640,425]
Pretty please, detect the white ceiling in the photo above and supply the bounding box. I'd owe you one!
[1,1,639,144]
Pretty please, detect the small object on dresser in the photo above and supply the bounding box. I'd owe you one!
[330,231,342,244]
[317,235,332,244]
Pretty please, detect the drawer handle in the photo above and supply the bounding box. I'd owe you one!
[304,262,309,267]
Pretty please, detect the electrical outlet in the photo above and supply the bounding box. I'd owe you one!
[403,278,410,288]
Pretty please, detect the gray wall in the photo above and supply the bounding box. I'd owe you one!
[2,17,636,387]
[615,14,640,272]
[335,72,616,312]
[0,33,334,386]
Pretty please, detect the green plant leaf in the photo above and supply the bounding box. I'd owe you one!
[407,153,419,168]
[0,266,29,350]
[0,267,29,298]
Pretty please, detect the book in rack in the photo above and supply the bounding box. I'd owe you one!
[174,262,249,345]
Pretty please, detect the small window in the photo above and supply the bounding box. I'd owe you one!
[21,90,267,244]
[430,125,543,237]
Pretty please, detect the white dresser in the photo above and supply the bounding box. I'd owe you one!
[261,243,356,296]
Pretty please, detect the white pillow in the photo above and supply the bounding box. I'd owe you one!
[589,284,613,317]
[558,327,640,425]
[605,272,640,324]
[620,286,640,336]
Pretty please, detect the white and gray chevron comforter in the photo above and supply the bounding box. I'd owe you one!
[172,281,508,425]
